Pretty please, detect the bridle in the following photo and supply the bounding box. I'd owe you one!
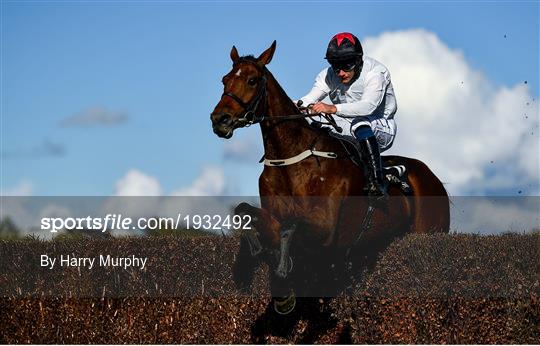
[221,59,268,128]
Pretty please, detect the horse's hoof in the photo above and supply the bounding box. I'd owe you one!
[273,291,296,315]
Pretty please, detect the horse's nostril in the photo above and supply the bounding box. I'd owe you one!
[219,113,232,125]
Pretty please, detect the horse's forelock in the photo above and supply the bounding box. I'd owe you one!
[239,55,257,62]
[234,55,270,75]
[235,55,264,68]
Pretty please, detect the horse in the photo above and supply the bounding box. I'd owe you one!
[210,41,449,315]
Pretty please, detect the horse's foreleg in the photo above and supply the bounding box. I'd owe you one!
[232,202,283,292]
[275,222,296,279]
[271,221,298,315]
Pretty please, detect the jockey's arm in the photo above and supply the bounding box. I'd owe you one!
[299,69,330,107]
[334,72,389,118]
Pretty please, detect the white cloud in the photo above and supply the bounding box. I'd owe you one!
[2,180,34,196]
[112,166,226,217]
[114,169,163,196]
[113,166,226,197]
[170,166,225,196]
[364,29,539,195]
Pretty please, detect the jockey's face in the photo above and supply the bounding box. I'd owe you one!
[329,58,357,84]
[336,69,355,84]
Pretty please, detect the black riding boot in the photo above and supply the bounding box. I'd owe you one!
[355,135,386,197]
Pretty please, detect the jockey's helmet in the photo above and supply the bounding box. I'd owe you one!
[325,32,363,62]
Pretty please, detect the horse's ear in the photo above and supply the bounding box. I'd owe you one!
[257,40,276,66]
[230,46,240,63]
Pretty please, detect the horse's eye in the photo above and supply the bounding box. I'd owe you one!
[247,78,258,86]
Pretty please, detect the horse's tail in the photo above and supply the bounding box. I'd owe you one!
[405,158,450,234]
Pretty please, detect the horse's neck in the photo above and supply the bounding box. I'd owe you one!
[260,72,318,159]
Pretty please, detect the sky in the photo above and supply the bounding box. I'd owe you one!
[1,1,539,198]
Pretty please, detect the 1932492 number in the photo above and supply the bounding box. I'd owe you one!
[183,214,252,230]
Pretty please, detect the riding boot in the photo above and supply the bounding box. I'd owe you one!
[355,135,387,198]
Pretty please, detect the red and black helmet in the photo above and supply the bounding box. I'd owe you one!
[325,32,363,61]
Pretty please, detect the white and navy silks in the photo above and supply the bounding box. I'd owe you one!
[300,56,397,152]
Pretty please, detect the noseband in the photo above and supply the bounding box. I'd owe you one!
[222,61,268,128]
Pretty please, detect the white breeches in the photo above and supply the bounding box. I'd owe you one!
[306,115,397,152]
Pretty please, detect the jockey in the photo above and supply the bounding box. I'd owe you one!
[299,32,397,197]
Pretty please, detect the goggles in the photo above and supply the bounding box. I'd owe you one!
[330,59,357,73]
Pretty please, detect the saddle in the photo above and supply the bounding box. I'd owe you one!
[328,131,412,195]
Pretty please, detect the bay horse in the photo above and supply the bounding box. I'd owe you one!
[210,41,449,314]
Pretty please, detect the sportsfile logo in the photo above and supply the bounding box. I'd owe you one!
[40,214,252,233]
[41,214,139,233]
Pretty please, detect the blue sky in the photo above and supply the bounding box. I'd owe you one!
[1,1,539,196]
